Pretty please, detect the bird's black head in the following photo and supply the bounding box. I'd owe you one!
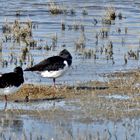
[59,49,72,66]
[59,49,72,60]
[14,66,23,75]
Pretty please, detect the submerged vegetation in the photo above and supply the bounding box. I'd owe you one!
[0,0,140,139]
[48,0,67,15]
[0,0,139,107]
[0,3,139,68]
[102,6,116,24]
[0,69,140,139]
[0,69,139,119]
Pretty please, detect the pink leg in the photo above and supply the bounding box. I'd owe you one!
[52,78,56,97]
[5,95,7,102]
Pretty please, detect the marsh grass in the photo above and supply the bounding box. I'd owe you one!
[48,0,67,15]
[0,42,2,52]
[102,6,116,25]
[0,69,139,119]
[1,18,40,67]
[0,69,140,139]
[2,19,33,45]
[0,2,140,139]
[105,6,116,20]
[0,117,139,140]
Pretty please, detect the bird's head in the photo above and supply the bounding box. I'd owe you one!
[59,49,72,60]
[14,66,23,75]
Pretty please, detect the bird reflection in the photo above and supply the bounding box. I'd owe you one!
[0,115,23,132]
[4,101,7,111]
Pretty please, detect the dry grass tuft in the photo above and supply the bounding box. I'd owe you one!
[48,0,67,15]
[102,6,116,24]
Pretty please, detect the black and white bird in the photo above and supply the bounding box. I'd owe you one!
[0,67,24,103]
[24,49,72,87]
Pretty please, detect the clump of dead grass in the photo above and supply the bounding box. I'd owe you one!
[48,0,67,15]
[102,6,116,24]
[2,19,34,45]
[0,69,139,120]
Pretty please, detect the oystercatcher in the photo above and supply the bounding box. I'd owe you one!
[0,67,24,108]
[24,49,72,87]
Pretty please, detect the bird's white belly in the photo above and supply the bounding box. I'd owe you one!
[41,61,69,78]
[41,69,67,78]
[0,85,22,95]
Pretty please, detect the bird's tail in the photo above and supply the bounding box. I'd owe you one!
[24,65,41,71]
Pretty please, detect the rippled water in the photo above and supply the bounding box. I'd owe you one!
[0,0,140,139]
[0,111,140,140]
[0,0,140,85]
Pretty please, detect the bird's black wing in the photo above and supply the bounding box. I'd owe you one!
[24,56,66,72]
[0,72,24,88]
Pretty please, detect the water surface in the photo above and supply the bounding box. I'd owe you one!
[0,0,140,139]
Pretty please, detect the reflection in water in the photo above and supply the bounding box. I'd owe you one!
[0,0,140,85]
[4,101,7,111]
[0,0,140,139]
[0,97,139,139]
[0,52,2,62]
[0,113,23,133]
[0,52,2,68]
[0,112,140,140]
[0,100,60,110]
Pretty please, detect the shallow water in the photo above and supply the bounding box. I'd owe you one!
[1,97,140,139]
[0,110,140,140]
[0,95,140,139]
[0,99,81,111]
[0,0,140,139]
[0,0,140,85]
[99,94,131,100]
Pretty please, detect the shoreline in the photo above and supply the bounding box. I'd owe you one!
[0,69,139,120]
